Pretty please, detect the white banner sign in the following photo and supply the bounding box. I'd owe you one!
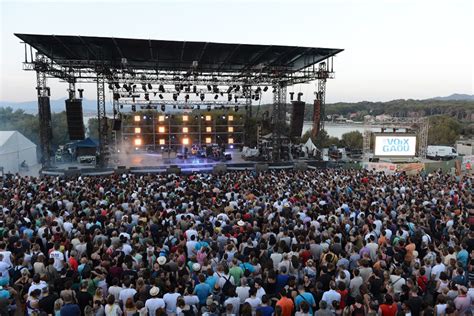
[374,135,417,157]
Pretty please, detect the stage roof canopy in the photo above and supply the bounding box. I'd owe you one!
[15,33,343,74]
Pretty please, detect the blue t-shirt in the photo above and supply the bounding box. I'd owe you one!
[194,283,212,305]
[60,304,81,316]
[295,292,316,314]
[256,305,274,316]
[205,275,218,289]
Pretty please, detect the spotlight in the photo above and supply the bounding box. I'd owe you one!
[179,84,184,91]
[193,86,197,93]
[222,115,226,119]
[213,85,219,93]
[197,105,200,110]
[234,96,238,103]
[255,95,260,101]
[228,94,232,102]
[142,84,147,91]
[214,94,218,100]
[207,85,212,91]
[153,92,157,96]
[161,104,166,111]
[148,83,152,90]
[234,106,239,112]
[114,83,120,89]
[227,86,232,94]
[131,105,136,112]
[200,93,205,101]
[185,94,190,102]
[235,85,240,92]
[144,93,150,101]
[290,92,294,101]
[173,94,178,101]
[207,105,212,111]
[256,87,261,93]
[159,85,165,92]
[159,94,163,99]
[272,87,276,93]
[185,85,191,92]
[297,92,303,101]
[108,83,114,90]
[123,84,129,91]
[263,86,268,92]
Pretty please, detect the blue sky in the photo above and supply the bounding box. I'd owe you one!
[0,0,472,104]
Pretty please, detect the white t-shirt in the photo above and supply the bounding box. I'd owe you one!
[0,251,12,267]
[163,292,180,314]
[49,250,64,271]
[119,288,137,305]
[145,297,165,315]
[0,262,9,278]
[244,296,262,311]
[236,286,250,304]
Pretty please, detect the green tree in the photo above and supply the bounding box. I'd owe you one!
[340,131,363,149]
[301,129,340,148]
[428,115,461,146]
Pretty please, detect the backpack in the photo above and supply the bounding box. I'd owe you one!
[221,275,235,297]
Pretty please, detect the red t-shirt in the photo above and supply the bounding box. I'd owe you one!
[380,303,398,316]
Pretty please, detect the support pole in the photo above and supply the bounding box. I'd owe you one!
[35,55,53,168]
[96,72,109,167]
[271,83,287,161]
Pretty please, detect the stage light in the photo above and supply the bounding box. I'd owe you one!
[222,115,226,120]
[235,85,240,92]
[263,86,268,92]
[297,92,303,101]
[200,93,205,101]
[235,96,238,103]
[214,94,219,100]
[134,138,142,146]
[185,94,190,102]
[193,86,197,93]
[228,115,234,121]
[289,92,295,101]
[220,92,224,97]
[255,95,260,101]
[182,138,190,145]
[235,106,239,112]
[228,126,234,132]
[197,105,201,110]
[179,84,184,91]
[153,92,157,97]
[115,83,121,89]
[207,85,212,91]
[183,127,189,133]
[145,93,150,101]
[205,115,212,121]
[173,94,178,101]
[161,104,166,112]
[207,105,212,111]
[158,126,165,133]
[158,94,163,100]
[135,127,141,134]
[182,115,189,122]
[205,137,212,144]
[142,84,147,91]
[134,115,140,122]
[148,83,153,90]
[165,115,169,119]
[213,85,219,93]
[256,87,261,93]
[158,115,165,122]
[206,127,212,132]
[108,84,114,90]
[194,115,199,120]
[272,87,276,93]
[227,86,232,93]
[159,85,165,92]
[228,138,234,144]
[159,139,165,145]
[228,94,232,102]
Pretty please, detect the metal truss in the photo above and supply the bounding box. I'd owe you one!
[317,62,328,131]
[96,71,109,167]
[35,54,53,168]
[271,84,287,161]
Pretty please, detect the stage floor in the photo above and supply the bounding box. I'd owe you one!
[110,149,247,168]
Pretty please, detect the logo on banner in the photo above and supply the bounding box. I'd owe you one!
[382,138,410,153]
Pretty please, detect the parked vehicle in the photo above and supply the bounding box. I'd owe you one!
[426,145,458,160]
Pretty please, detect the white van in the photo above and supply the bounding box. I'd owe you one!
[426,146,458,160]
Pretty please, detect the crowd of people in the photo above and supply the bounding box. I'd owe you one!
[0,168,472,316]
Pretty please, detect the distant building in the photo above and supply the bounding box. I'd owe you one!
[456,139,474,155]
[375,114,392,121]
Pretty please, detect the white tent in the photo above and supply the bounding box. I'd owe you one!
[302,138,318,154]
[0,131,37,173]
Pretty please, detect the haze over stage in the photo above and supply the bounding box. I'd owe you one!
[15,33,343,75]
